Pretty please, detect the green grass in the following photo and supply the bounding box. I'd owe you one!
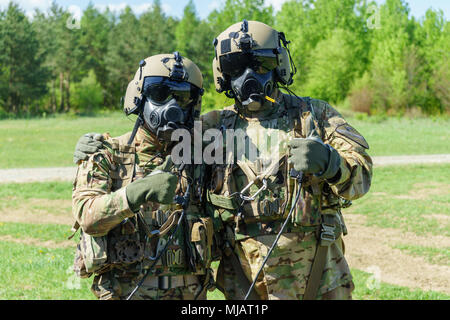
[346,164,450,236]
[0,182,72,200]
[0,241,94,299]
[349,117,450,157]
[0,234,446,300]
[0,181,72,218]
[205,267,450,300]
[0,162,448,299]
[351,269,449,300]
[0,222,73,243]
[0,113,448,168]
[0,112,133,169]
[392,244,450,266]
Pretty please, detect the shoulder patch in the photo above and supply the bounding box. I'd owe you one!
[336,124,370,149]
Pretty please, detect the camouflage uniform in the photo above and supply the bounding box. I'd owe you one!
[72,127,214,300]
[202,91,372,300]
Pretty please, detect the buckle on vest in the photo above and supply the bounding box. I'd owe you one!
[320,223,336,247]
[158,276,172,290]
[239,179,267,202]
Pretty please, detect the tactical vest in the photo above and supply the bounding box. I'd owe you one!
[206,95,347,240]
[73,132,214,279]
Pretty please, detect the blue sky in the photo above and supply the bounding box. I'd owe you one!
[0,0,448,20]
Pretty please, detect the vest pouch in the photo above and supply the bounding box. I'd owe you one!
[293,190,322,227]
[73,243,92,279]
[191,217,214,269]
[79,230,108,274]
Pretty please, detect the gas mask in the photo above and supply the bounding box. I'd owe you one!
[219,49,278,112]
[142,97,188,141]
[141,76,199,142]
[231,68,274,112]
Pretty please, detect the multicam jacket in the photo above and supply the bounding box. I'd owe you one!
[72,127,213,279]
[200,92,372,297]
[201,92,372,239]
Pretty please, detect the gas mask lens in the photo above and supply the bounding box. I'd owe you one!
[219,50,278,77]
[143,77,196,108]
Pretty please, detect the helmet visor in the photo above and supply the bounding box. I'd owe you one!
[219,49,278,77]
[142,76,199,108]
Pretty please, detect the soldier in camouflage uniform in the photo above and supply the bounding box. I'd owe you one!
[199,20,372,300]
[71,53,215,300]
[74,21,373,300]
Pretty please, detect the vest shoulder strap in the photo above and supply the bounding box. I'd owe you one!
[106,132,137,190]
[219,105,239,131]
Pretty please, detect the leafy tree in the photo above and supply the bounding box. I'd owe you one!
[0,2,48,115]
[139,0,177,57]
[175,1,215,85]
[414,9,450,113]
[366,0,416,112]
[276,0,371,97]
[70,70,103,114]
[303,29,360,103]
[79,4,113,104]
[104,6,141,108]
[208,0,274,37]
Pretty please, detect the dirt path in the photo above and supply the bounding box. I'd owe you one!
[0,198,72,225]
[344,214,450,295]
[1,154,449,184]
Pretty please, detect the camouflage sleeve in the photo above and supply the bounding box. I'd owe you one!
[72,151,135,236]
[200,110,222,132]
[311,99,373,200]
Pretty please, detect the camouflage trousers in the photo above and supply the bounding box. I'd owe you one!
[91,271,207,300]
[216,231,353,300]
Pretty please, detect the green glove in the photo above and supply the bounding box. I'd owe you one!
[125,172,178,212]
[287,132,341,181]
[73,133,104,164]
[154,155,173,172]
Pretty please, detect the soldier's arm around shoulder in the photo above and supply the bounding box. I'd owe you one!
[312,99,373,200]
[72,142,134,237]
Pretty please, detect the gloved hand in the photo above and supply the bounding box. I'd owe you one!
[125,172,178,212]
[154,155,173,172]
[73,133,104,164]
[288,131,341,181]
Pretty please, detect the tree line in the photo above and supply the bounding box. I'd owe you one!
[0,0,448,118]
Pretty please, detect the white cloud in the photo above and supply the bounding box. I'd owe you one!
[208,0,221,11]
[161,3,172,15]
[67,5,82,21]
[0,0,52,20]
[0,0,51,10]
[265,0,289,12]
[94,2,155,15]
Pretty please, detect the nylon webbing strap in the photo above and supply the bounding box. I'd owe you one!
[225,246,260,300]
[303,244,328,300]
[303,215,336,300]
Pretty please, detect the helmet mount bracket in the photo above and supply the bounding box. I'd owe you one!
[162,51,189,82]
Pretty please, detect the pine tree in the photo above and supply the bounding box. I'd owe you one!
[104,6,141,108]
[0,2,48,115]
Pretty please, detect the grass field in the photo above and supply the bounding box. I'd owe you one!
[0,113,448,299]
[0,113,449,169]
[0,164,448,300]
